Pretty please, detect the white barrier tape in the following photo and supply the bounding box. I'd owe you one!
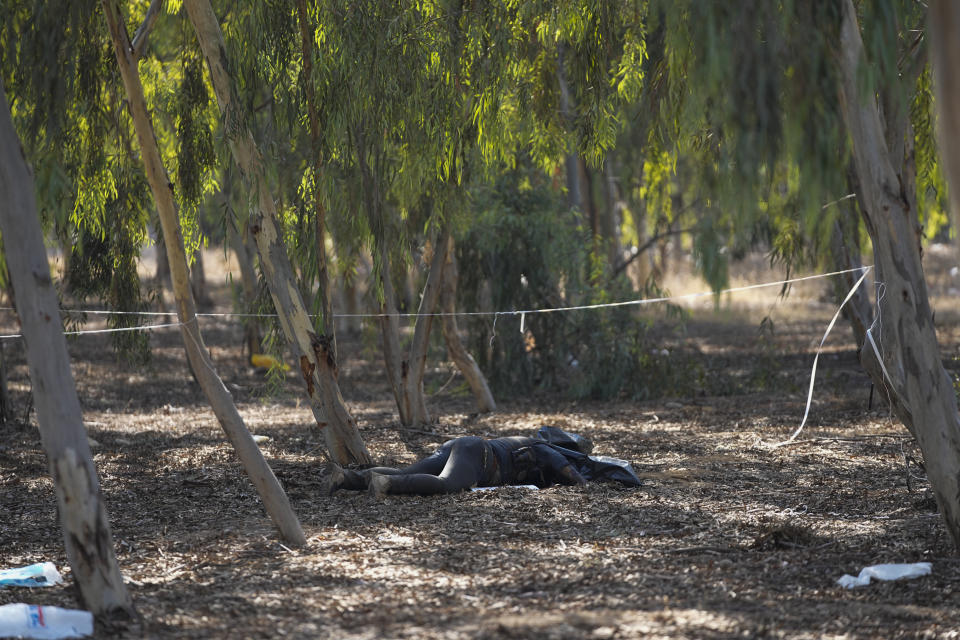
[0,321,184,341]
[769,267,873,447]
[864,328,895,389]
[0,265,874,321]
[0,265,872,344]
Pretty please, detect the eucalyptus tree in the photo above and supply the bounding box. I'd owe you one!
[0,0,147,614]
[0,0,155,362]
[0,78,133,617]
[836,0,960,548]
[929,1,960,229]
[101,0,305,546]
[183,0,371,465]
[642,0,960,547]
[305,0,480,426]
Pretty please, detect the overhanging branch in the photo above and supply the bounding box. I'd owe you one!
[609,226,694,281]
[132,0,163,61]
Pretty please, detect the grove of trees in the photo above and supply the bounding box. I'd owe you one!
[2,0,960,618]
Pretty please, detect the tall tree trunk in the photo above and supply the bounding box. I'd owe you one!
[155,229,172,290]
[930,1,960,233]
[602,156,625,271]
[838,0,960,549]
[557,44,582,214]
[400,228,451,425]
[830,214,873,350]
[296,0,335,355]
[190,246,213,311]
[376,238,409,421]
[184,0,370,465]
[440,237,496,413]
[372,224,450,426]
[0,341,10,423]
[227,217,262,360]
[103,0,305,546]
[831,168,873,351]
[0,77,134,616]
[352,123,444,427]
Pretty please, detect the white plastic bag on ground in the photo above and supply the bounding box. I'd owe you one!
[837,562,932,588]
[471,485,539,492]
[0,563,62,588]
[0,604,93,639]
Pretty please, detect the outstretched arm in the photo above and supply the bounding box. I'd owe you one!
[535,445,587,486]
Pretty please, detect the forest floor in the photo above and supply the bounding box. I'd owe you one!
[3,247,960,639]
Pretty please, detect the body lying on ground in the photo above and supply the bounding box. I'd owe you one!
[323,426,642,498]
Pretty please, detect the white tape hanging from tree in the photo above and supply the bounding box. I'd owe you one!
[863,283,895,393]
[771,266,873,447]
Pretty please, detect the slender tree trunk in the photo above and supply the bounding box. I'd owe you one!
[440,237,496,413]
[602,156,625,270]
[376,238,409,421]
[930,1,960,233]
[296,0,335,355]
[103,0,305,545]
[365,194,450,426]
[190,246,213,311]
[352,123,439,427]
[0,77,134,616]
[155,229,172,290]
[400,227,451,425]
[831,168,873,350]
[184,0,370,465]
[557,44,582,214]
[227,218,262,360]
[0,341,10,423]
[830,214,872,350]
[839,0,960,549]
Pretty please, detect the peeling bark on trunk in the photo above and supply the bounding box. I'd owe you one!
[839,0,960,549]
[0,78,134,615]
[103,0,306,545]
[440,237,496,413]
[184,0,370,465]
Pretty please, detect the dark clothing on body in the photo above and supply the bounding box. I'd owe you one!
[338,435,586,495]
[335,426,641,496]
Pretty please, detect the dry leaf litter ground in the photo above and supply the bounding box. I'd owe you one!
[2,247,960,638]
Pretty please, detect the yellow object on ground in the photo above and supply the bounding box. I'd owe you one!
[250,353,290,371]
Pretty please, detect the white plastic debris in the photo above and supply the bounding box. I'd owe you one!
[0,604,93,639]
[470,485,539,492]
[837,562,932,588]
[0,563,62,588]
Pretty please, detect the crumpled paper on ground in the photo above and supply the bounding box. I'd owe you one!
[837,562,931,588]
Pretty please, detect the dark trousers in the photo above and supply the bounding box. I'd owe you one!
[341,436,497,495]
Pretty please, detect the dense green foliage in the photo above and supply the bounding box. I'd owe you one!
[0,0,950,398]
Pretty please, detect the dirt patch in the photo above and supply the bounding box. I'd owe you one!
[1,259,959,639]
